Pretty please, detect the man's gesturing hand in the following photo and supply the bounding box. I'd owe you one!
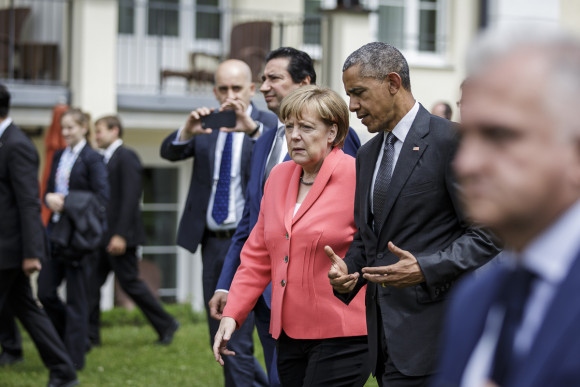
[213,317,237,366]
[209,291,228,320]
[362,241,425,288]
[325,245,359,294]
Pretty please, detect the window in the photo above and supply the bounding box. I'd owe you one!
[304,0,322,45]
[118,0,135,34]
[148,0,179,37]
[141,167,179,301]
[195,0,221,40]
[372,0,447,63]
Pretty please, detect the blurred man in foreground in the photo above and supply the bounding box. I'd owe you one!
[433,27,580,387]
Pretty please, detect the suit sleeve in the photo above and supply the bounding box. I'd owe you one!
[215,191,251,291]
[223,182,273,328]
[335,154,369,304]
[114,149,143,239]
[10,139,45,259]
[84,150,110,206]
[160,130,196,161]
[415,137,501,299]
[342,127,361,158]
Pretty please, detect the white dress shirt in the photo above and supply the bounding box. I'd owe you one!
[370,101,419,213]
[102,139,123,164]
[461,198,580,387]
[0,117,12,137]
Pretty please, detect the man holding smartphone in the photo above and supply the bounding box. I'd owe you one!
[160,59,277,387]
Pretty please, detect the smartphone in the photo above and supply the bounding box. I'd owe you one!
[201,110,236,130]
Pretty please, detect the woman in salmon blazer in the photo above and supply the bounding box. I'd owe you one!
[214,86,369,386]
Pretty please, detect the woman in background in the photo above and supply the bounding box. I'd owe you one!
[38,108,109,370]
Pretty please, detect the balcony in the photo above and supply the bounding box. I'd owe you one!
[116,0,323,112]
[0,0,70,108]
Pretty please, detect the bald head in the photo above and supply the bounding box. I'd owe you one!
[214,59,255,106]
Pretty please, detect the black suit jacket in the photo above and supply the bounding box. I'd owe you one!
[0,123,46,269]
[339,105,500,376]
[160,103,278,253]
[104,145,145,247]
[46,143,109,226]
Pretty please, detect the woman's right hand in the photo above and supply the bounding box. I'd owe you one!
[213,316,237,366]
[46,193,65,213]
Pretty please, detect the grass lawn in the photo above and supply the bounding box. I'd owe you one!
[2,304,379,386]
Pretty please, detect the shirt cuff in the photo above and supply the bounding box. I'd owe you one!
[214,289,229,294]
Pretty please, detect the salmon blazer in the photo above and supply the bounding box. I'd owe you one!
[224,147,366,339]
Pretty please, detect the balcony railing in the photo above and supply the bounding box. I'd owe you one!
[117,0,323,96]
[0,0,70,86]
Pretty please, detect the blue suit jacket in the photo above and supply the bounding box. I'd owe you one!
[433,249,580,387]
[216,127,361,307]
[160,104,278,253]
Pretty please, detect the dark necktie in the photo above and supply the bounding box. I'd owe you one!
[490,267,536,385]
[373,131,397,233]
[263,126,285,187]
[212,132,232,224]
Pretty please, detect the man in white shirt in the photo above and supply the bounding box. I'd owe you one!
[432,26,580,387]
[160,59,277,387]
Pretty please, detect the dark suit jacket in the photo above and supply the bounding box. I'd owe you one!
[338,105,500,377]
[104,145,145,247]
[46,143,110,228]
[160,103,278,253]
[215,126,361,307]
[0,123,46,269]
[433,249,580,387]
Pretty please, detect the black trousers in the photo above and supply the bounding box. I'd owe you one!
[37,256,89,370]
[88,246,175,344]
[376,307,431,387]
[0,304,22,355]
[201,232,269,387]
[277,331,370,387]
[0,268,76,381]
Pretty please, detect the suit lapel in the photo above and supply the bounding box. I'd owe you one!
[515,249,580,386]
[377,106,429,237]
[283,163,301,234]
[291,148,341,226]
[360,134,383,229]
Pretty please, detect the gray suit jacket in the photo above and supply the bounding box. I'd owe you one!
[338,105,501,376]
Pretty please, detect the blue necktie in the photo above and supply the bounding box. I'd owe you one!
[373,131,397,233]
[212,133,232,224]
[490,267,536,385]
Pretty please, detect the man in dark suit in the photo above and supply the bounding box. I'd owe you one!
[0,84,78,387]
[326,42,500,386]
[161,59,277,387]
[208,47,361,386]
[88,115,179,347]
[432,27,580,387]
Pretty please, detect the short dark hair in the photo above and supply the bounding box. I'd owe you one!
[265,47,317,85]
[95,115,123,138]
[343,42,411,91]
[0,84,10,118]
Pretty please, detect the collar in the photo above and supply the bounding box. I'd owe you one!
[387,101,419,143]
[0,117,13,138]
[103,139,123,162]
[511,198,580,284]
[67,139,87,155]
[246,103,253,117]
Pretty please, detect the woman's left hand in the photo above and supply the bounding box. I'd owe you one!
[213,317,238,365]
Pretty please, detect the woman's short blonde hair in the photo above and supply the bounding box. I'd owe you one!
[280,85,349,148]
